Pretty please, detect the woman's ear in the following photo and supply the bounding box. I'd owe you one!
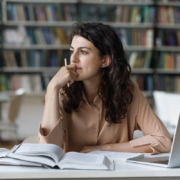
[101,55,112,68]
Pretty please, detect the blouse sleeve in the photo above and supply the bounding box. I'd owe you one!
[38,90,67,150]
[129,84,172,154]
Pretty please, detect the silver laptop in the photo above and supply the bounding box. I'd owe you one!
[127,115,180,168]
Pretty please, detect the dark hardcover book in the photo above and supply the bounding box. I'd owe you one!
[69,4,77,21]
[29,50,35,67]
[40,50,45,67]
[42,28,53,45]
[54,3,61,21]
[149,7,155,23]
[175,8,180,24]
[24,5,30,21]
[27,28,37,44]
[99,6,108,22]
[50,51,57,67]
[27,4,35,21]
[59,4,65,21]
[169,32,177,46]
[81,5,87,21]
[14,52,22,67]
[87,6,98,22]
[50,4,57,21]
[7,4,13,20]
[108,6,116,22]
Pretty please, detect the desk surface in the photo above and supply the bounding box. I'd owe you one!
[1,161,180,180]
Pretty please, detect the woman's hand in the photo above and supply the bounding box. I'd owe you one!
[48,64,78,90]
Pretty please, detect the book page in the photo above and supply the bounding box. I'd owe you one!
[7,147,56,168]
[58,152,111,170]
[0,157,42,167]
[14,143,63,163]
[0,148,10,158]
[59,152,106,165]
[89,150,144,162]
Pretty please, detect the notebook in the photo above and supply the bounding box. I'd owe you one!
[127,115,180,168]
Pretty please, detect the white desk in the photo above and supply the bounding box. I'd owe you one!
[0,161,180,180]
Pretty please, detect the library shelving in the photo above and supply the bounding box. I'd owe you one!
[1,0,180,97]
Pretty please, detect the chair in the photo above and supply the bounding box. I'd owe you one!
[22,135,38,144]
[0,88,25,145]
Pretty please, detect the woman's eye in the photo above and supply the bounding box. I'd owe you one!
[69,50,73,55]
[81,50,87,54]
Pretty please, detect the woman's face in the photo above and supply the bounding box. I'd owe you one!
[70,35,103,82]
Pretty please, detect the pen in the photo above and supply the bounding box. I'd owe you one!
[64,58,70,87]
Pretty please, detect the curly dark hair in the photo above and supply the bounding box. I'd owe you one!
[62,22,134,124]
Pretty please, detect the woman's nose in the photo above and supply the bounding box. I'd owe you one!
[71,52,79,63]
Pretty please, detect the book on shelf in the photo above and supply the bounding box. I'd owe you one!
[6,3,77,22]
[156,6,180,25]
[156,52,180,69]
[1,143,112,170]
[116,28,153,47]
[154,75,180,93]
[131,75,154,91]
[2,50,69,68]
[0,74,45,93]
[3,26,69,46]
[128,51,152,68]
[156,30,180,47]
[81,4,155,23]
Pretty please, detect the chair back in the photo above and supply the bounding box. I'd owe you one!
[8,88,25,122]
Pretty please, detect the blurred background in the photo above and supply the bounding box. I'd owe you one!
[0,0,180,148]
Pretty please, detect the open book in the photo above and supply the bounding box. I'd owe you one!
[3,143,111,170]
[89,150,144,162]
[0,147,43,167]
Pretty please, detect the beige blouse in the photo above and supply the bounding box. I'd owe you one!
[38,83,172,154]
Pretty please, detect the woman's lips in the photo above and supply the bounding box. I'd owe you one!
[76,67,82,70]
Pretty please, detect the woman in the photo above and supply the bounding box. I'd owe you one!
[39,23,171,154]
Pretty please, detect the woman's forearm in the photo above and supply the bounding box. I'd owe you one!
[40,85,60,136]
[103,142,153,153]
[80,142,153,153]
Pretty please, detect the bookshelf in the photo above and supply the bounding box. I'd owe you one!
[1,0,180,97]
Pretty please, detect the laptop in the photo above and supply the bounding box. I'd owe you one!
[127,115,180,168]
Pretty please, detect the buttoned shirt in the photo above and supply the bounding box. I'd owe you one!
[38,83,172,154]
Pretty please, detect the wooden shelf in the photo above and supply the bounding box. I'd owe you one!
[81,0,154,5]
[156,69,180,74]
[155,24,180,29]
[3,44,70,50]
[105,22,153,28]
[3,21,77,27]
[3,21,154,28]
[2,67,60,73]
[4,0,78,3]
[156,2,180,6]
[155,46,180,52]
[124,46,153,51]
[7,91,46,97]
[131,68,154,74]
